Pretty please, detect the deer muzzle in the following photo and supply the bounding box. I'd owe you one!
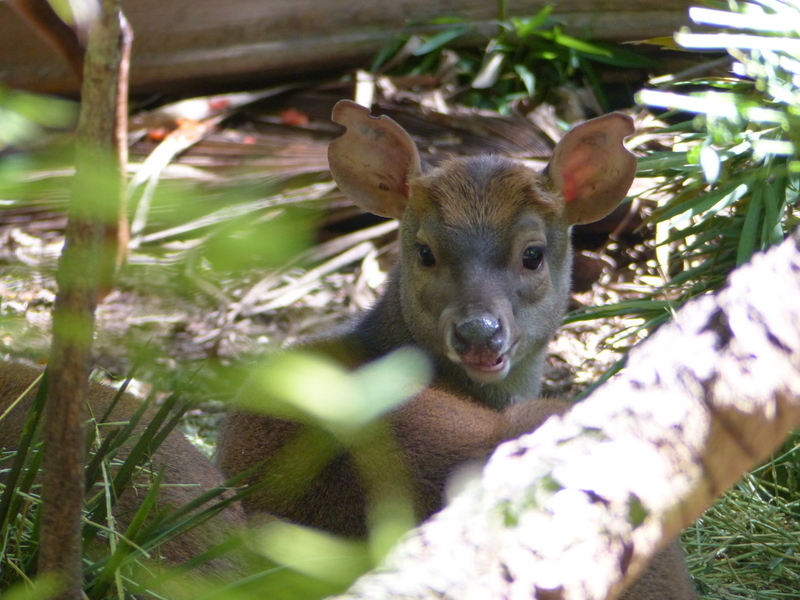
[446,315,513,383]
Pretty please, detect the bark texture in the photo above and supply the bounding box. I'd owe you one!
[331,230,800,600]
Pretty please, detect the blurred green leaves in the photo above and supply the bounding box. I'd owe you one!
[0,352,428,599]
[241,347,431,434]
[2,575,61,600]
[248,521,370,587]
[0,86,78,151]
[228,347,431,564]
[200,207,313,273]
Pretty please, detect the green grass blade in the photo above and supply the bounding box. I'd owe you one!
[85,469,166,599]
[737,184,763,266]
[412,26,470,56]
[0,369,47,532]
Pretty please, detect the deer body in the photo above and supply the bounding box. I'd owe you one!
[218,101,697,598]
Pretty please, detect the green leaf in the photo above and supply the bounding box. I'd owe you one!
[551,32,612,57]
[412,26,469,56]
[371,35,410,71]
[513,64,536,97]
[3,576,61,600]
[0,369,47,533]
[629,36,686,50]
[762,170,787,246]
[511,6,554,37]
[244,348,432,434]
[654,178,752,223]
[86,469,167,598]
[628,495,649,528]
[737,185,762,266]
[566,299,677,322]
[249,521,371,586]
[636,151,692,175]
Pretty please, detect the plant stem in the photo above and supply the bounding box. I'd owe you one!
[38,2,130,598]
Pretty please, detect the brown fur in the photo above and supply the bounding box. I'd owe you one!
[0,360,244,575]
[411,158,562,230]
[218,102,698,599]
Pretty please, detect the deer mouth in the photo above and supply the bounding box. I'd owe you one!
[459,351,510,383]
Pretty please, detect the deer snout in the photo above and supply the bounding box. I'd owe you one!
[453,317,504,354]
[446,315,512,384]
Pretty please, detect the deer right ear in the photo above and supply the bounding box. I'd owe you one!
[328,100,422,220]
[547,112,637,226]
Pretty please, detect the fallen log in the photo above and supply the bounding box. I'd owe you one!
[1,0,693,97]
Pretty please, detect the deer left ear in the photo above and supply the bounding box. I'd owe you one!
[328,100,422,220]
[547,112,637,226]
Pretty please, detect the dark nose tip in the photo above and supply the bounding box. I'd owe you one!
[453,317,503,354]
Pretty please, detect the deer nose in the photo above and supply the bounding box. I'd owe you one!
[453,317,504,354]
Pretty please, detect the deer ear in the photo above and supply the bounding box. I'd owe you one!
[328,100,422,220]
[548,112,637,226]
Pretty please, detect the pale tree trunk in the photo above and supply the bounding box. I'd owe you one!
[39,2,130,598]
[332,230,800,600]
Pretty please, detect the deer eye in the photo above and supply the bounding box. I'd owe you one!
[417,244,436,267]
[522,246,545,270]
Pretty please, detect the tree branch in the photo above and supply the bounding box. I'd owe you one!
[332,230,800,600]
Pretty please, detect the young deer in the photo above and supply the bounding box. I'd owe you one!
[218,101,697,599]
